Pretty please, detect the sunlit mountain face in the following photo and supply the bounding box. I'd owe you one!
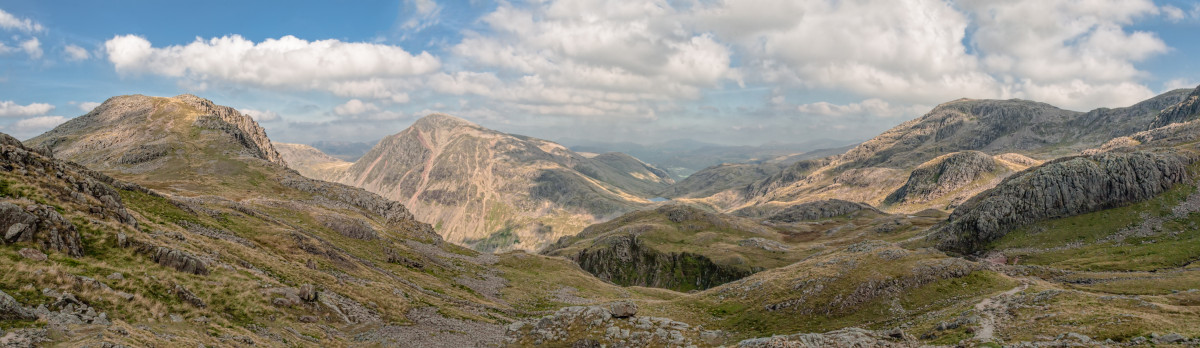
[3,1,1200,347]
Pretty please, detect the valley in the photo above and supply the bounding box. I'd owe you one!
[4,87,1200,347]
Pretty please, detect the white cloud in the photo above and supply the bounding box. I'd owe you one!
[0,100,54,117]
[1162,5,1186,22]
[78,102,101,112]
[63,44,89,61]
[20,37,40,59]
[1161,78,1198,92]
[333,99,380,116]
[796,99,926,118]
[0,8,43,33]
[104,34,440,96]
[239,108,281,122]
[4,116,66,138]
[400,0,442,33]
[447,0,736,118]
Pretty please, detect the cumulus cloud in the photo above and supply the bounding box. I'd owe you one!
[448,0,736,118]
[104,34,440,96]
[333,99,380,116]
[78,102,101,112]
[240,109,281,122]
[63,44,89,61]
[0,8,43,33]
[1162,5,1186,21]
[20,37,40,59]
[3,116,66,139]
[0,100,54,117]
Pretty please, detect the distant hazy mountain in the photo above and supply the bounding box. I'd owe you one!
[310,140,376,162]
[568,138,858,179]
[281,114,673,252]
[670,87,1198,215]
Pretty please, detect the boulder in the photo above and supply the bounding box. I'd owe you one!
[172,283,206,308]
[0,290,36,321]
[0,203,83,257]
[608,301,637,318]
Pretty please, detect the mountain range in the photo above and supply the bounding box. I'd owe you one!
[2,84,1200,346]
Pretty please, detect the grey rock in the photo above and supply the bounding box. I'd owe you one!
[933,151,1191,255]
[172,283,206,308]
[1149,85,1200,128]
[0,289,36,321]
[885,151,998,204]
[608,301,637,318]
[1155,333,1187,344]
[106,272,124,280]
[0,203,84,257]
[737,327,912,347]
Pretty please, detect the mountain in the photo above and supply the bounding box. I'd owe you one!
[273,142,352,181]
[281,114,673,252]
[569,138,857,179]
[309,140,376,162]
[669,87,1198,214]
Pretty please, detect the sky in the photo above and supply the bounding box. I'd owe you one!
[0,0,1198,146]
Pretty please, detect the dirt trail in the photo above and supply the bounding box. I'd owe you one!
[974,280,1029,342]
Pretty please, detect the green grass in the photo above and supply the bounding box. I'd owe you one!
[990,184,1200,271]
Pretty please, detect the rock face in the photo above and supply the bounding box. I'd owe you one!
[1149,85,1200,128]
[933,151,1191,255]
[173,94,284,165]
[312,113,672,251]
[573,234,753,291]
[764,199,881,223]
[885,151,999,205]
[27,94,285,173]
[0,289,37,321]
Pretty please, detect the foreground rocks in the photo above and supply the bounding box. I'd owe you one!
[737,327,914,347]
[1,203,84,257]
[505,302,720,347]
[933,151,1191,255]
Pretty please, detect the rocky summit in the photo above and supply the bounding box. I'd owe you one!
[281,113,673,252]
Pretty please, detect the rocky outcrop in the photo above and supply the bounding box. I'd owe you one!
[1,132,138,228]
[0,289,37,321]
[885,151,998,205]
[764,199,880,223]
[120,236,209,275]
[738,327,913,347]
[1149,85,1200,129]
[1,203,84,257]
[172,283,206,308]
[574,234,753,291]
[933,151,1192,255]
[174,94,284,165]
[321,215,379,240]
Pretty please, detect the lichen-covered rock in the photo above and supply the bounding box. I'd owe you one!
[148,246,209,275]
[0,290,36,321]
[885,151,998,204]
[608,301,637,318]
[321,215,379,240]
[765,199,880,223]
[505,305,703,347]
[932,151,1191,255]
[17,248,46,261]
[1,203,84,257]
[172,283,206,308]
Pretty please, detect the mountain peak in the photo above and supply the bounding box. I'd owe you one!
[411,113,478,131]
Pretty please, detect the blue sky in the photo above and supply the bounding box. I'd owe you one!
[0,0,1198,146]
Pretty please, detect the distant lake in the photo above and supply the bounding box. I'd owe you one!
[649,197,669,202]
